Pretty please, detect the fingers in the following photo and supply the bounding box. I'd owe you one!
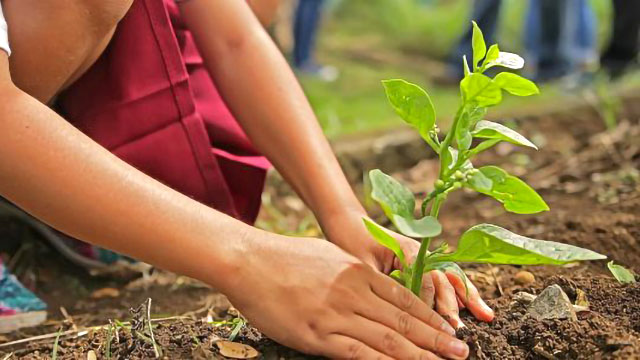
[350,317,448,359]
[431,271,464,329]
[346,317,448,360]
[420,271,436,309]
[446,271,495,322]
[371,272,456,335]
[357,296,469,359]
[369,274,469,359]
[322,335,394,360]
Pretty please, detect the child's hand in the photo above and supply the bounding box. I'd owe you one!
[224,233,469,359]
[321,209,495,329]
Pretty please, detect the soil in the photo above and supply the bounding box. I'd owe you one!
[1,95,639,359]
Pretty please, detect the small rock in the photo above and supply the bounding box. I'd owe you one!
[573,305,590,313]
[513,291,537,304]
[216,341,259,359]
[87,350,97,360]
[514,271,535,285]
[90,287,120,299]
[528,284,577,321]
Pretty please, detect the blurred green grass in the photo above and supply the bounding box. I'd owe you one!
[295,0,639,139]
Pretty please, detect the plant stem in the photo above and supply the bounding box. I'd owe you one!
[410,197,444,296]
[410,103,466,296]
[424,136,441,155]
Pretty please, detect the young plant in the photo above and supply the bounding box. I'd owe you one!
[364,22,606,297]
[608,261,636,284]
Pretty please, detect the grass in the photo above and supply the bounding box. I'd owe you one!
[293,0,640,139]
[51,328,62,360]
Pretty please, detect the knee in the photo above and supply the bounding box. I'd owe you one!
[78,0,134,33]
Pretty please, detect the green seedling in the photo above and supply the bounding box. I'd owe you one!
[364,22,606,297]
[51,327,62,360]
[105,323,113,360]
[209,316,246,342]
[608,261,636,284]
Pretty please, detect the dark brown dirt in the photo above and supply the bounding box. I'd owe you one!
[1,96,639,359]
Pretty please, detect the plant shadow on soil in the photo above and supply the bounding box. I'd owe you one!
[1,97,640,359]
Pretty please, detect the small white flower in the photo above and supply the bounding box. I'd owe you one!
[487,52,525,70]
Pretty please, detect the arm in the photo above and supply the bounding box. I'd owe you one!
[179,0,494,328]
[0,54,246,290]
[178,0,372,259]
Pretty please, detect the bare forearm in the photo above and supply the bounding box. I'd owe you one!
[180,0,364,231]
[0,76,253,292]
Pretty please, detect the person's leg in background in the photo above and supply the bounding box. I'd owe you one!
[292,0,337,81]
[562,0,598,86]
[524,0,572,82]
[437,0,502,84]
[293,0,324,68]
[573,0,598,69]
[601,0,640,78]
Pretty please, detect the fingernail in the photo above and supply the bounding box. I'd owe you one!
[450,340,469,358]
[454,317,466,329]
[480,299,494,315]
[441,321,456,336]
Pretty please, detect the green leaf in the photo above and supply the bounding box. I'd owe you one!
[392,214,442,238]
[456,107,486,150]
[457,130,473,151]
[460,73,502,107]
[485,51,525,70]
[442,146,455,171]
[445,147,473,172]
[438,224,607,265]
[369,169,415,218]
[472,120,538,149]
[382,79,437,141]
[471,166,549,214]
[466,170,493,192]
[462,55,471,77]
[389,270,404,284]
[483,44,500,67]
[363,218,407,268]
[470,139,500,156]
[471,21,486,70]
[456,111,473,151]
[608,261,636,284]
[493,72,539,96]
[368,170,441,238]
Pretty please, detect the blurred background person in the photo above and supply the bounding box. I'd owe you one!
[292,0,338,81]
[600,0,640,78]
[524,0,597,84]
